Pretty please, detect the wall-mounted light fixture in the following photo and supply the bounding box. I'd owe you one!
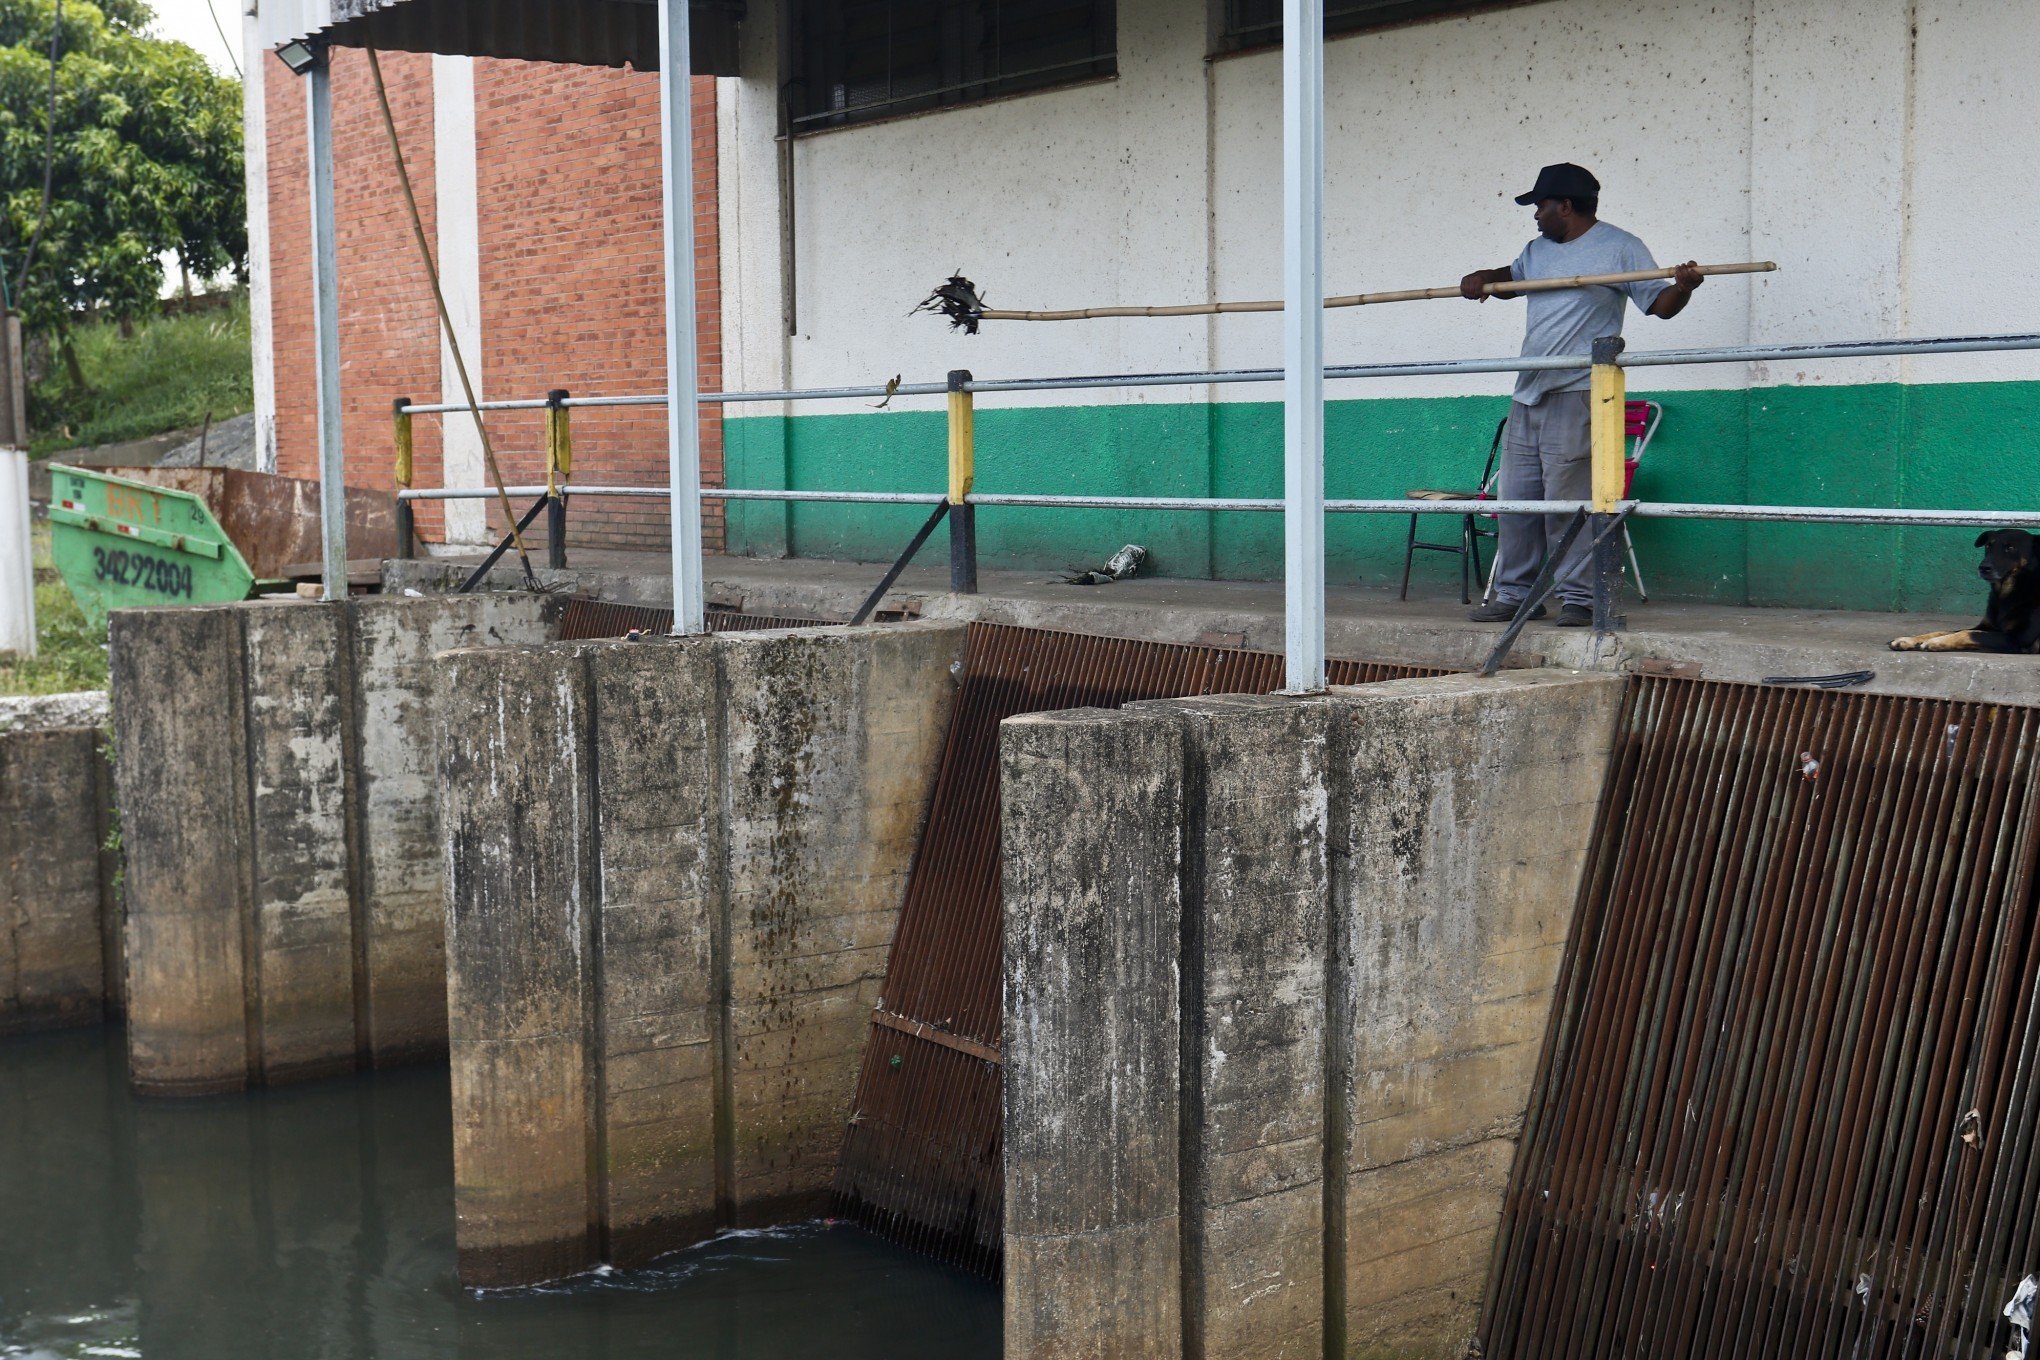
[274,37,322,75]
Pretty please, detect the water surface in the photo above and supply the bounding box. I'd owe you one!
[1,1028,999,1359]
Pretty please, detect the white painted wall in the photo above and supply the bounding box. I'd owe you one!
[724,0,2040,411]
[432,54,487,544]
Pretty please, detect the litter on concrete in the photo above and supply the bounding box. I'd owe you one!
[1060,544,1146,586]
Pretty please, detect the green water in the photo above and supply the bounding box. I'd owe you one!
[0,1027,1000,1359]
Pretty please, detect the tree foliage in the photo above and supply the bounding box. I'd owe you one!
[0,0,243,335]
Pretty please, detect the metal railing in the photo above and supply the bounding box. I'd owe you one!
[391,327,2040,639]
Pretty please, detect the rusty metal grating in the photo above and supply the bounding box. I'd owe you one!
[833,621,1450,1275]
[553,597,829,639]
[1480,675,2040,1360]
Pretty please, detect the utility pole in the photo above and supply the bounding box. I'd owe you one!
[0,309,33,657]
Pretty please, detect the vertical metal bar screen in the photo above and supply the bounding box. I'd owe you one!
[1481,675,2040,1360]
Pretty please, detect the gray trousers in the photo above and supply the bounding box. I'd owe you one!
[1494,389,1593,607]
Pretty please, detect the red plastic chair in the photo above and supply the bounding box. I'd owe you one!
[1622,399,1663,600]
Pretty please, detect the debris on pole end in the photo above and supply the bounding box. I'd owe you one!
[913,274,986,334]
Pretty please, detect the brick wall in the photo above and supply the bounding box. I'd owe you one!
[263,51,723,554]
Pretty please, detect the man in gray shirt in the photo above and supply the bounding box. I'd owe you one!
[1460,162,1704,626]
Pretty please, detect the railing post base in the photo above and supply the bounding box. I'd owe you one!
[949,502,978,595]
[547,494,567,571]
[395,498,415,560]
[1590,513,1626,636]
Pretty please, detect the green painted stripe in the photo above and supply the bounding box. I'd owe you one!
[725,379,2040,614]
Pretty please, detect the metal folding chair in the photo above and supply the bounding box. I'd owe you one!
[1479,398,1665,604]
[1399,417,1506,604]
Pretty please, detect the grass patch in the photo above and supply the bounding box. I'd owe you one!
[0,523,110,697]
[31,293,254,456]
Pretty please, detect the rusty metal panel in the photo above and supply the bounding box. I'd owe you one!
[1480,676,2040,1360]
[552,597,830,639]
[834,621,1449,1275]
[104,466,396,579]
[261,0,743,76]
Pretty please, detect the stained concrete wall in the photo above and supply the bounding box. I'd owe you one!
[110,594,560,1095]
[0,694,119,1034]
[439,622,961,1287]
[1001,670,1623,1360]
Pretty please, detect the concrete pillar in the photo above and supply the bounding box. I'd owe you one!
[113,605,255,1095]
[438,623,963,1287]
[112,595,560,1096]
[997,668,1624,1359]
[585,638,724,1262]
[0,726,115,1033]
[716,625,958,1224]
[1002,707,1184,1360]
[350,595,558,1061]
[1326,670,1622,1359]
[242,603,358,1082]
[1136,694,1331,1360]
[440,642,598,1288]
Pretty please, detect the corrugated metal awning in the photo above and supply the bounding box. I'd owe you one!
[253,0,744,76]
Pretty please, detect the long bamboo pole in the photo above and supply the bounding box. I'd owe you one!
[973,260,1776,322]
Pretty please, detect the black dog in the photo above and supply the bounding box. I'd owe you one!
[1891,529,2040,652]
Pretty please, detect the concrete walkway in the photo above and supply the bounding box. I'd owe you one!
[386,549,2040,707]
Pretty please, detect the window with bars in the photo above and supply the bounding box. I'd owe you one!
[1216,0,1503,53]
[786,0,1116,133]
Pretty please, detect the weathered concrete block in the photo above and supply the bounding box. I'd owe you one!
[113,594,559,1095]
[441,643,597,1288]
[718,625,958,1225]
[1327,670,1623,1360]
[438,622,963,1287]
[241,604,356,1083]
[1003,707,1184,1360]
[0,725,115,1033]
[352,594,558,1061]
[586,638,722,1264]
[1134,694,1331,1360]
[113,605,254,1095]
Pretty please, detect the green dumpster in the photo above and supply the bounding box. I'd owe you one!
[47,464,259,629]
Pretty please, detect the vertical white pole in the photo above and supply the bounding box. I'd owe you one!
[0,447,31,658]
[308,54,348,601]
[242,13,278,473]
[1281,0,1326,693]
[659,0,707,634]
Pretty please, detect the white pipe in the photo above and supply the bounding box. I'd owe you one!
[1281,0,1326,694]
[658,0,706,635]
[0,448,32,656]
[308,56,347,601]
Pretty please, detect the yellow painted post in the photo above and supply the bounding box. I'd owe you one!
[947,369,977,593]
[393,397,415,489]
[392,397,415,559]
[545,390,573,493]
[545,389,571,570]
[1589,346,1626,512]
[947,378,974,505]
[1587,336,1627,632]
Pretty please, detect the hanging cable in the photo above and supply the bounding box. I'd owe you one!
[365,47,539,590]
[202,0,241,79]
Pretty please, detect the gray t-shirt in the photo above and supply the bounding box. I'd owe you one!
[1509,221,1669,406]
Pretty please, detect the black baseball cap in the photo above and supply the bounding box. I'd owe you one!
[1515,162,1600,206]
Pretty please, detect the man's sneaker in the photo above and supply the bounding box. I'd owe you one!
[1555,603,1593,627]
[1467,599,1545,623]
